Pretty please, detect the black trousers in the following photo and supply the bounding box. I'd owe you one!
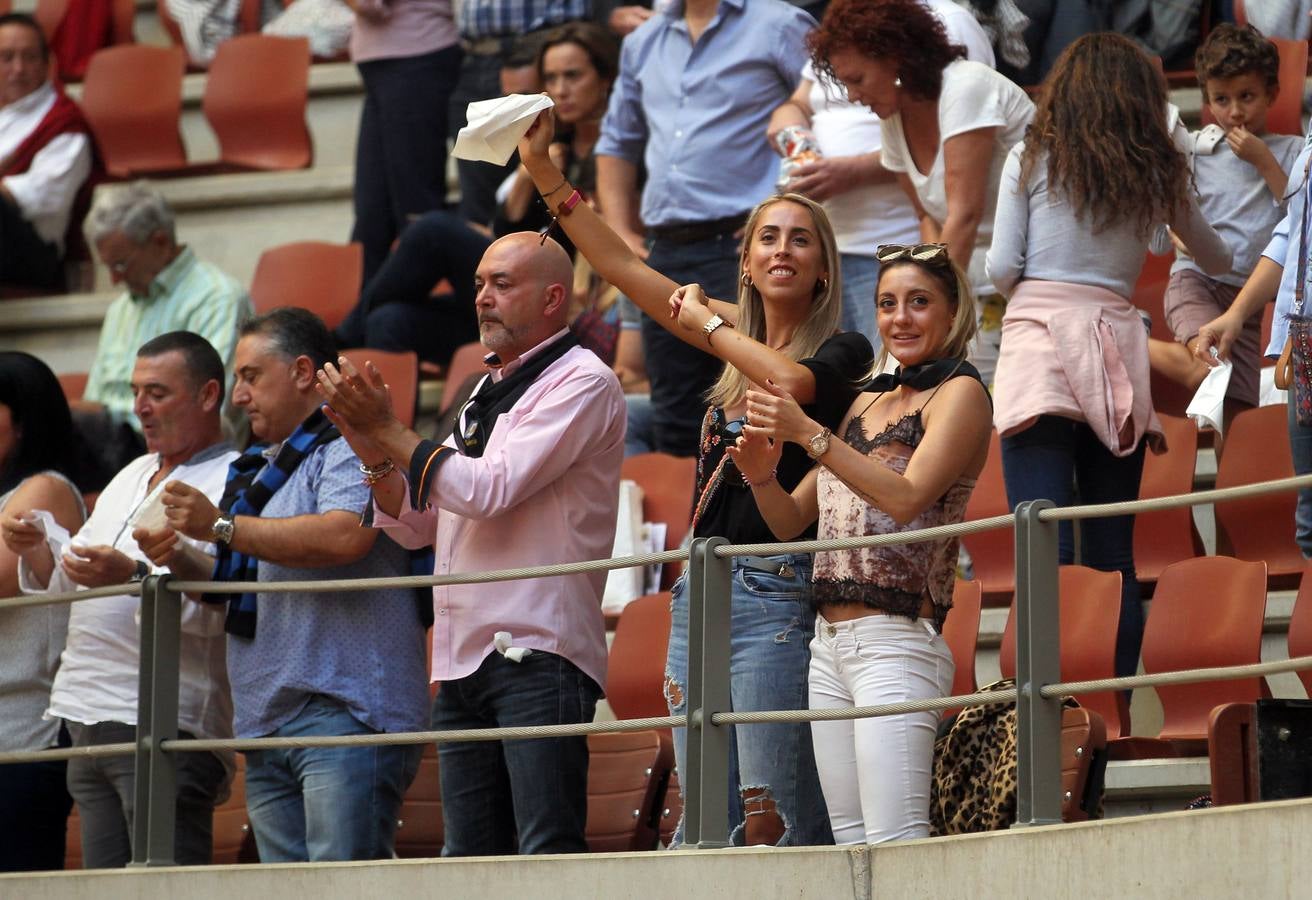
[0,724,73,872]
[447,49,518,227]
[352,44,463,287]
[0,196,62,290]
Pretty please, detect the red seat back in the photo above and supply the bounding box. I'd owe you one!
[960,429,1013,604]
[1134,413,1202,589]
[340,349,418,429]
[202,34,312,170]
[81,44,188,177]
[249,241,362,331]
[1214,405,1303,583]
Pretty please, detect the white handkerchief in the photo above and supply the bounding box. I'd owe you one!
[453,94,555,165]
[129,485,169,533]
[1186,354,1233,434]
[493,630,533,663]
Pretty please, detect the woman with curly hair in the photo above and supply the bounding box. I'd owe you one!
[809,0,1034,385]
[986,33,1231,679]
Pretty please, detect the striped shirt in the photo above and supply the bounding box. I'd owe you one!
[454,0,588,39]
[83,247,253,428]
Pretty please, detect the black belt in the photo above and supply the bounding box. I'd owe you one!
[648,212,749,245]
[734,554,808,579]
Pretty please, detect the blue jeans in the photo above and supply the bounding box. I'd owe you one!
[665,554,832,846]
[624,393,656,457]
[244,695,423,862]
[642,231,742,456]
[434,650,601,856]
[1288,398,1312,557]
[1000,414,1147,679]
[838,252,882,354]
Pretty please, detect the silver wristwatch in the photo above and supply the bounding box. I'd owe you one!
[211,514,235,546]
[806,427,832,461]
[702,313,727,343]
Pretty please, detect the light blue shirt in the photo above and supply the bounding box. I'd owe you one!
[594,0,813,228]
[1260,137,1312,357]
[226,438,430,738]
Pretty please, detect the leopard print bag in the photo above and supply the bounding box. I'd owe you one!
[929,679,1086,835]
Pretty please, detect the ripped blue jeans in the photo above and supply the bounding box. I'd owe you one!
[664,553,832,847]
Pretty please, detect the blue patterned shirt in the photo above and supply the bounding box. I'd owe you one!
[226,437,431,738]
[594,0,813,227]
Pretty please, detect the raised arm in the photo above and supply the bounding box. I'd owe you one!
[520,111,826,403]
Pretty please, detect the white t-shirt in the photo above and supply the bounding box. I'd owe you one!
[925,0,995,66]
[23,446,236,744]
[801,2,995,256]
[879,59,1034,295]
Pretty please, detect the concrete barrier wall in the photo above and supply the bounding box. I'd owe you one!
[4,798,1308,899]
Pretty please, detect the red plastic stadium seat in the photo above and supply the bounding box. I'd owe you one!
[940,579,982,715]
[960,429,1013,605]
[606,591,672,723]
[1287,563,1312,699]
[202,34,312,170]
[621,453,696,589]
[585,730,672,852]
[81,45,188,178]
[340,349,417,429]
[1134,413,1203,592]
[249,241,362,332]
[1107,556,1268,760]
[1213,404,1303,587]
[998,565,1130,740]
[212,754,258,863]
[437,342,490,417]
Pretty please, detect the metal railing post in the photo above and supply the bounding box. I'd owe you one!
[130,575,180,866]
[1012,500,1063,827]
[682,536,732,849]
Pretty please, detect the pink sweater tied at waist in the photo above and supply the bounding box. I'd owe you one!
[993,279,1165,457]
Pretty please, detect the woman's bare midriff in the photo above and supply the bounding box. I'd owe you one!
[818,598,935,623]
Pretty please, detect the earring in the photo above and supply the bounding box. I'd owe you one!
[816,277,829,293]
[741,272,753,287]
[894,76,903,88]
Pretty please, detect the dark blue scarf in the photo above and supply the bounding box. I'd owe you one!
[206,409,340,639]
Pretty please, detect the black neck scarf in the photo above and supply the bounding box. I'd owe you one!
[866,357,987,399]
[455,333,580,457]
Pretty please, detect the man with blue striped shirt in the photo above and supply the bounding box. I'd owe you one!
[594,0,814,456]
[78,182,251,489]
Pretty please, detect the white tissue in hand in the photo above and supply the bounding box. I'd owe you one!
[493,631,532,663]
[1186,354,1233,434]
[453,94,555,165]
[129,487,169,533]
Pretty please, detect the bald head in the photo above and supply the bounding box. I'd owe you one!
[473,232,576,362]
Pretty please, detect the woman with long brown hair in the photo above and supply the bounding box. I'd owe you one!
[986,33,1231,679]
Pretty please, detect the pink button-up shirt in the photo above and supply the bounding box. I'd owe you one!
[373,332,626,690]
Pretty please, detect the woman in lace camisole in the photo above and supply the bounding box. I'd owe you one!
[519,117,875,848]
[729,246,992,845]
[0,352,90,871]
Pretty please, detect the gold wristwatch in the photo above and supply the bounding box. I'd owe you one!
[806,427,832,460]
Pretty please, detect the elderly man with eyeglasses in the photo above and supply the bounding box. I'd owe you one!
[75,181,253,489]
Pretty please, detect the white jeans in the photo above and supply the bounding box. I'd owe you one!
[809,612,955,845]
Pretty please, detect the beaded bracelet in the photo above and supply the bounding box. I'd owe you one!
[741,468,777,489]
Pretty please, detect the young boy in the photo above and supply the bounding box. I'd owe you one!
[1149,23,1304,438]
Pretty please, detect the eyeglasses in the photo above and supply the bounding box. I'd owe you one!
[105,245,144,275]
[721,416,747,437]
[875,243,950,265]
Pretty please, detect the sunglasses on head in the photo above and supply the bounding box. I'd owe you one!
[875,243,950,265]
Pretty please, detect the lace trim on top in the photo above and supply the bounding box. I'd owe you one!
[811,578,932,625]
[813,413,973,632]
[844,409,926,455]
